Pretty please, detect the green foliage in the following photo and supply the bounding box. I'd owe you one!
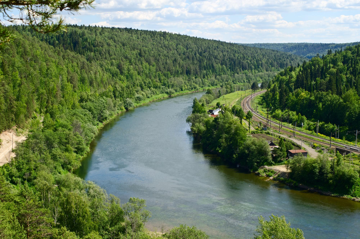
[166,89,176,97]
[251,82,259,91]
[164,225,209,239]
[254,215,304,239]
[238,138,272,171]
[289,155,360,196]
[192,98,206,114]
[123,198,151,235]
[1,0,94,42]
[263,45,360,139]
[0,25,304,237]
[187,104,273,170]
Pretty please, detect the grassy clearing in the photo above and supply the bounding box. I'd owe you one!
[207,89,253,109]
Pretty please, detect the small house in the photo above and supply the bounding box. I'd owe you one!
[288,149,307,158]
[212,108,221,116]
[209,108,222,117]
[268,141,279,151]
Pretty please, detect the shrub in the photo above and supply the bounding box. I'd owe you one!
[254,215,304,239]
[164,225,209,239]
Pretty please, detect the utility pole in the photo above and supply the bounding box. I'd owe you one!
[293,122,296,137]
[356,130,358,146]
[316,120,319,135]
[348,130,358,147]
[330,132,332,148]
[279,118,281,133]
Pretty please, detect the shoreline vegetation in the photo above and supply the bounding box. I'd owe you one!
[0,25,306,238]
[187,88,360,203]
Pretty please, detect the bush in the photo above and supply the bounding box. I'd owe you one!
[254,215,304,239]
[164,225,209,239]
[124,98,134,110]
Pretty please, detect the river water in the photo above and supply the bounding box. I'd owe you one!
[76,92,360,239]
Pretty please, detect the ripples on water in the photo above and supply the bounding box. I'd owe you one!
[76,93,360,239]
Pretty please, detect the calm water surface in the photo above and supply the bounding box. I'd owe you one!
[76,93,360,238]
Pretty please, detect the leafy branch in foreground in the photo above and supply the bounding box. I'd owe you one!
[0,0,94,44]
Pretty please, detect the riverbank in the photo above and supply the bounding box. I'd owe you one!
[78,87,214,165]
[76,90,360,239]
[188,89,360,203]
[256,165,360,202]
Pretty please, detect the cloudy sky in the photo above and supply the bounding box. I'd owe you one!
[63,0,360,43]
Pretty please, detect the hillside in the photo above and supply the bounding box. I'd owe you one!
[244,42,360,59]
[0,25,305,238]
[1,25,305,133]
[262,44,360,139]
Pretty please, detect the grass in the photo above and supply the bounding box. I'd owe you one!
[207,89,254,110]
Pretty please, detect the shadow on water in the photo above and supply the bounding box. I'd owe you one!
[75,111,127,179]
[74,92,360,239]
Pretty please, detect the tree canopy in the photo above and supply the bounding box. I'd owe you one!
[262,44,360,139]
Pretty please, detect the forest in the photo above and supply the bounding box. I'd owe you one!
[261,44,360,140]
[245,42,360,59]
[0,25,304,238]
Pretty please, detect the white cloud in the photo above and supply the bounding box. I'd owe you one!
[244,12,282,23]
[56,0,360,43]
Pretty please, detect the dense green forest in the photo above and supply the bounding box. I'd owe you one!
[0,25,304,133]
[288,153,360,197]
[0,25,305,238]
[244,42,360,59]
[262,44,360,139]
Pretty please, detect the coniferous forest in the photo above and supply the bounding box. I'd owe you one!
[263,45,360,138]
[0,25,304,238]
[245,42,360,59]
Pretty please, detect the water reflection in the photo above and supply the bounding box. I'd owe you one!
[76,92,360,239]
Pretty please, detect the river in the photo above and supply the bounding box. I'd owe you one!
[76,92,360,239]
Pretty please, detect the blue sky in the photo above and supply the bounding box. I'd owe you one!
[39,0,360,43]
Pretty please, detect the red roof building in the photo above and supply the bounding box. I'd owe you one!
[288,149,308,158]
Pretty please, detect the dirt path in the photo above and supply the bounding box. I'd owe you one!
[266,165,290,173]
[0,129,27,166]
[272,132,319,158]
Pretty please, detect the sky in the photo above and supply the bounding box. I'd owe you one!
[24,0,360,43]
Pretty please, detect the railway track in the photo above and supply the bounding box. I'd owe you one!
[242,90,360,154]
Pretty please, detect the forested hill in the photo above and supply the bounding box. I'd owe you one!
[244,42,360,59]
[18,25,304,75]
[263,44,360,138]
[0,25,305,133]
[0,26,305,238]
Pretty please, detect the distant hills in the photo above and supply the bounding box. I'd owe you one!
[243,42,360,59]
